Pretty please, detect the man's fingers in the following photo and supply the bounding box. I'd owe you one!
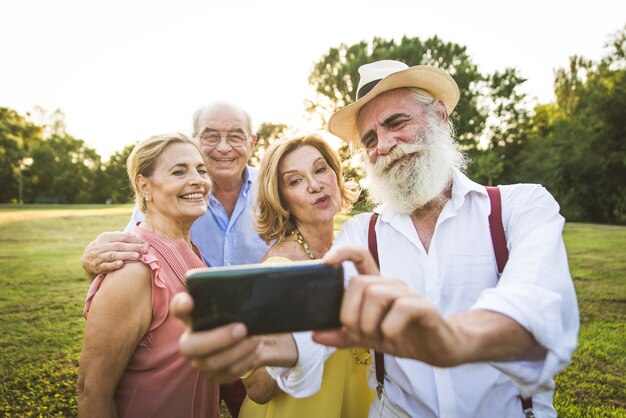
[109,240,149,254]
[177,317,261,384]
[191,334,260,373]
[357,281,407,337]
[379,295,429,340]
[170,291,194,328]
[179,323,249,357]
[171,290,262,384]
[96,231,147,246]
[82,232,149,277]
[312,329,353,347]
[95,260,125,275]
[336,277,414,351]
[323,245,379,275]
[192,339,261,383]
[339,275,378,329]
[97,249,143,265]
[93,240,149,261]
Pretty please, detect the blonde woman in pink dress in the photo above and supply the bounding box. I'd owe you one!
[77,133,220,418]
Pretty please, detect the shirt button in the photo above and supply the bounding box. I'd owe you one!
[435,367,445,375]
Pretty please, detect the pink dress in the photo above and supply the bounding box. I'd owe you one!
[84,226,219,418]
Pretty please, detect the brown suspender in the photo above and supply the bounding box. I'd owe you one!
[367,186,534,415]
[486,186,509,274]
[367,212,384,398]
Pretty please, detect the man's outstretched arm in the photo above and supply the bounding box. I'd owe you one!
[313,245,537,367]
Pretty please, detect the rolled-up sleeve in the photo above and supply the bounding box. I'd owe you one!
[266,332,335,397]
[473,185,579,396]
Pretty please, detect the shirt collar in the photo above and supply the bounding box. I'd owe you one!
[450,168,486,202]
[208,165,255,204]
[241,165,253,197]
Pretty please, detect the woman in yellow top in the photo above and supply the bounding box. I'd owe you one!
[238,134,373,418]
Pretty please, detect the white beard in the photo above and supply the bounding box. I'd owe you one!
[363,118,465,215]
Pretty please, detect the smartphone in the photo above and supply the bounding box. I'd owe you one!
[186,260,344,335]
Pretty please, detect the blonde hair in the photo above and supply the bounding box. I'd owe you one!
[126,133,200,212]
[255,134,359,244]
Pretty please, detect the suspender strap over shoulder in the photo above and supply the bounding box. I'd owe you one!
[367,213,385,397]
[486,186,509,275]
[486,186,534,414]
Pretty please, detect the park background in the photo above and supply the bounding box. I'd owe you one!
[1,1,625,416]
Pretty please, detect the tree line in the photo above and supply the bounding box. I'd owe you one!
[0,107,135,205]
[1,27,624,224]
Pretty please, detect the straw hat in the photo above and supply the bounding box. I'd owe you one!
[327,60,460,145]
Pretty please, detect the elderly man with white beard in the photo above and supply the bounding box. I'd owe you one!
[171,61,579,418]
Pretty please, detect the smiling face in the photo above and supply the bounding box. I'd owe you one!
[356,88,464,214]
[279,145,341,228]
[194,103,255,187]
[139,142,212,226]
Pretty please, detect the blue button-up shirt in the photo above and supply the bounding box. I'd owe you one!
[125,165,269,267]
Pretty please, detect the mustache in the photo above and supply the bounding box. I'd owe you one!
[373,142,428,173]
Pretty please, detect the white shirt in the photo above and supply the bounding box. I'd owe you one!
[268,170,579,418]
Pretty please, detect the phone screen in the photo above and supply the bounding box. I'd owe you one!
[187,261,344,334]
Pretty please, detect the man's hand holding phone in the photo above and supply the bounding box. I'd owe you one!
[170,292,257,383]
[170,291,298,384]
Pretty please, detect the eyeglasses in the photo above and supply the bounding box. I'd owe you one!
[198,131,249,147]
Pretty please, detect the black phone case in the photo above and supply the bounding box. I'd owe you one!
[186,260,344,335]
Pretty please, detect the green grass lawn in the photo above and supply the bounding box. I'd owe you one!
[554,223,626,417]
[0,206,624,416]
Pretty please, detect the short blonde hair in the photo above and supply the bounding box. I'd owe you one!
[255,134,359,244]
[126,133,200,212]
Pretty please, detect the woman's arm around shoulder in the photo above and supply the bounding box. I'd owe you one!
[77,261,153,417]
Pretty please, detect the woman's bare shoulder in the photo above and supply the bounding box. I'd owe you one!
[263,240,311,262]
[264,241,299,260]
[99,260,152,294]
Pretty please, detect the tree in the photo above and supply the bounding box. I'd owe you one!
[516,26,626,223]
[0,108,42,202]
[101,144,136,203]
[28,134,102,203]
[469,68,533,185]
[249,122,290,167]
[472,150,504,186]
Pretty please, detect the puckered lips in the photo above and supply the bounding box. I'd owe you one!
[314,194,332,208]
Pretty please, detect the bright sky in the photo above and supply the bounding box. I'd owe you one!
[1,0,624,159]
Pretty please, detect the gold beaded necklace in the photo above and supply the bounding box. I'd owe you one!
[293,229,317,260]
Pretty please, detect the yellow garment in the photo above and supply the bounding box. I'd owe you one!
[261,256,293,263]
[239,256,373,418]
